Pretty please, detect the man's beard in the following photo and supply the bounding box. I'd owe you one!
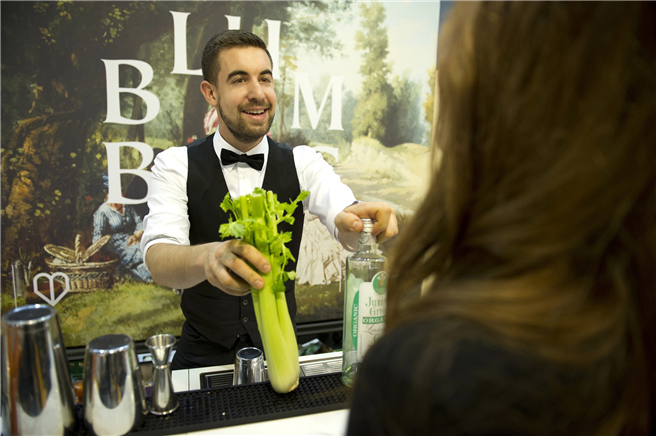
[217,97,275,144]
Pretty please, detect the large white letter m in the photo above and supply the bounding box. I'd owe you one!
[291,73,344,131]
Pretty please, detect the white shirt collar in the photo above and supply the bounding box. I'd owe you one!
[213,126,269,171]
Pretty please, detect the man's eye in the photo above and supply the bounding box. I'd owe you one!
[233,78,244,84]
[261,77,272,83]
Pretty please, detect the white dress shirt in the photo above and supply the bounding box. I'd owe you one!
[141,129,357,270]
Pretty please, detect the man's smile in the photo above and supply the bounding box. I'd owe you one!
[241,105,271,122]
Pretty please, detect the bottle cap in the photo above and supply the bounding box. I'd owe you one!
[361,218,373,233]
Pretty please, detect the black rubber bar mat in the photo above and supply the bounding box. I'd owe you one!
[74,373,351,436]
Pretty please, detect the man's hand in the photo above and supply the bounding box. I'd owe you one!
[145,241,270,296]
[335,201,398,245]
[202,239,271,296]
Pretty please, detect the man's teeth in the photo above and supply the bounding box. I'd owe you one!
[245,109,265,114]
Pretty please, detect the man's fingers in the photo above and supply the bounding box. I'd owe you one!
[203,239,272,296]
[371,204,398,243]
[218,242,265,290]
[230,240,271,273]
[370,205,391,235]
[338,212,364,233]
[375,209,398,244]
[208,267,251,296]
[342,202,398,242]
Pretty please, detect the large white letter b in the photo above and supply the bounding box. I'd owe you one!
[104,142,154,205]
[102,59,160,125]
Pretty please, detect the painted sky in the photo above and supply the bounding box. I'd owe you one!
[294,1,441,96]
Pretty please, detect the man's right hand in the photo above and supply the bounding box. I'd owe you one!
[145,241,271,296]
[202,239,271,296]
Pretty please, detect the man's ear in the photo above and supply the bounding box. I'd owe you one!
[200,80,218,106]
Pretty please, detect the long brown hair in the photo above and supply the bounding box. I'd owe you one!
[387,2,655,433]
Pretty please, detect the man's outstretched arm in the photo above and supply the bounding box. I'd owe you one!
[146,240,271,296]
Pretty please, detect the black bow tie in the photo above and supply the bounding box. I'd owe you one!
[220,149,265,171]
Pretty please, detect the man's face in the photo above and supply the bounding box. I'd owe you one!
[214,46,276,151]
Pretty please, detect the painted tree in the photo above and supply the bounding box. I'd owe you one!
[423,66,438,141]
[351,2,391,140]
[383,74,425,147]
[0,1,214,288]
[270,1,351,144]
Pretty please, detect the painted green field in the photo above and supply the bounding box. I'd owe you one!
[295,281,344,324]
[1,279,344,349]
[1,282,184,348]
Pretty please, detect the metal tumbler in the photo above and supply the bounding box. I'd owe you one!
[1,304,76,436]
[83,334,147,436]
[233,347,265,385]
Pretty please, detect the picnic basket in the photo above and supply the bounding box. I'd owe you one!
[44,234,118,291]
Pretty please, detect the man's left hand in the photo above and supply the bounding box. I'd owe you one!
[335,202,398,245]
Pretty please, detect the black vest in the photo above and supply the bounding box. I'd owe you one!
[182,135,304,349]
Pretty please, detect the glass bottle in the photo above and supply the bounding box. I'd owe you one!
[342,218,388,386]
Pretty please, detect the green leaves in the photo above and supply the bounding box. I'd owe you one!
[218,220,247,239]
[219,192,237,215]
[219,188,309,285]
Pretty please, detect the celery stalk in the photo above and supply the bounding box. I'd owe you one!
[219,188,309,393]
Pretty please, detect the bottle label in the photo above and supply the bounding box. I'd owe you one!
[356,271,387,360]
[351,291,359,352]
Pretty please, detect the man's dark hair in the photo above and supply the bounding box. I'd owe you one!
[201,30,273,85]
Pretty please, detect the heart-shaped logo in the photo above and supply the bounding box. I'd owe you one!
[32,272,70,306]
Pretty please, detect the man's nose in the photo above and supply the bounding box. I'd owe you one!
[247,82,265,101]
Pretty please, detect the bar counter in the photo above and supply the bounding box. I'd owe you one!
[167,351,350,436]
[2,350,350,436]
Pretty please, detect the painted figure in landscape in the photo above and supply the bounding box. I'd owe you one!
[93,176,151,283]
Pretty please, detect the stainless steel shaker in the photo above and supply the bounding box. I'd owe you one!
[233,347,265,385]
[145,333,178,415]
[1,304,76,436]
[83,334,147,436]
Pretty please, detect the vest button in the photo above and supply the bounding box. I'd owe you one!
[242,316,249,323]
[242,299,248,306]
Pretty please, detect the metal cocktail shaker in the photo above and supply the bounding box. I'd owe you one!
[233,347,265,385]
[1,304,76,436]
[83,334,147,436]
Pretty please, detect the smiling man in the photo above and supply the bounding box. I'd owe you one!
[207,45,276,148]
[140,30,398,370]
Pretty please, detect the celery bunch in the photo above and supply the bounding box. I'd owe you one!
[219,188,309,393]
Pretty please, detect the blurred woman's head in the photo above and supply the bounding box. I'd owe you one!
[384,1,655,433]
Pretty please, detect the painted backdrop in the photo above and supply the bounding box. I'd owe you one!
[1,1,440,347]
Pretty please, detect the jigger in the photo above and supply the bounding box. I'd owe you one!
[145,334,178,415]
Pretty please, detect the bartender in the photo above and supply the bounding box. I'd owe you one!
[140,30,398,370]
